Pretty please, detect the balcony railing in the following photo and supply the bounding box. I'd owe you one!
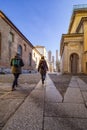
[73,4,87,10]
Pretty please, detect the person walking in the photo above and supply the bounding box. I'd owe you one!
[10,53,24,91]
[38,56,48,84]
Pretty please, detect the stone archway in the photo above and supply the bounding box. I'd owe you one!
[70,53,79,74]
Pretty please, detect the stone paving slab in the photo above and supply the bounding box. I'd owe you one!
[0,83,11,94]
[2,83,44,130]
[0,98,23,125]
[82,91,87,102]
[45,75,63,103]
[69,82,79,88]
[77,78,87,91]
[69,76,79,88]
[34,80,46,90]
[28,89,44,103]
[45,103,87,118]
[44,117,87,130]
[2,99,44,130]
[0,83,35,99]
[64,88,83,103]
[0,82,37,130]
[4,102,43,130]
[45,88,63,103]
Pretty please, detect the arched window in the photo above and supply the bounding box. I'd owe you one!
[18,45,22,56]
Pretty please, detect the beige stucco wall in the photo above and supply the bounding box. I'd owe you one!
[83,21,87,51]
[60,8,87,74]
[32,49,41,70]
[61,37,83,74]
[68,42,83,73]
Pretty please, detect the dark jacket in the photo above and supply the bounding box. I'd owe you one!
[38,59,48,74]
[10,56,24,74]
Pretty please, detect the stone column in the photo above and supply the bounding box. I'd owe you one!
[63,43,68,73]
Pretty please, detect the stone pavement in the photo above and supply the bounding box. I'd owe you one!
[0,74,87,130]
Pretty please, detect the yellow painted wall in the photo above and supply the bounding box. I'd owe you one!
[82,53,87,74]
[83,22,87,52]
[70,12,87,33]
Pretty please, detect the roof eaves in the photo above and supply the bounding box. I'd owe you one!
[0,10,34,48]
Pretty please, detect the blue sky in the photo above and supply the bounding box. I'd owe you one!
[0,0,87,59]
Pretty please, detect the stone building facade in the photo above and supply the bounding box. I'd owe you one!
[35,46,47,59]
[35,45,50,70]
[48,50,54,72]
[0,11,41,73]
[60,5,87,74]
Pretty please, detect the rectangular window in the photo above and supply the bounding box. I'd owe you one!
[24,44,26,51]
[9,32,14,42]
[29,53,32,66]
[8,41,11,60]
[0,33,1,58]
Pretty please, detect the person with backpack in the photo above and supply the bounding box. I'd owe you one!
[38,56,48,84]
[10,53,24,91]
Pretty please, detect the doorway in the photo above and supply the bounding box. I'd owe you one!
[70,53,79,74]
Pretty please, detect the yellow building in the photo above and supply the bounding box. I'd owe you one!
[60,5,87,74]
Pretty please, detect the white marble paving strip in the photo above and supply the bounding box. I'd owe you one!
[45,75,63,102]
[64,87,84,103]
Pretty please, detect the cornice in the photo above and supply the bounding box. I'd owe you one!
[60,33,83,56]
[0,10,34,48]
[68,9,87,33]
[76,17,87,32]
[33,47,42,56]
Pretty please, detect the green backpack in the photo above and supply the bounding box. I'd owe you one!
[12,59,20,67]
